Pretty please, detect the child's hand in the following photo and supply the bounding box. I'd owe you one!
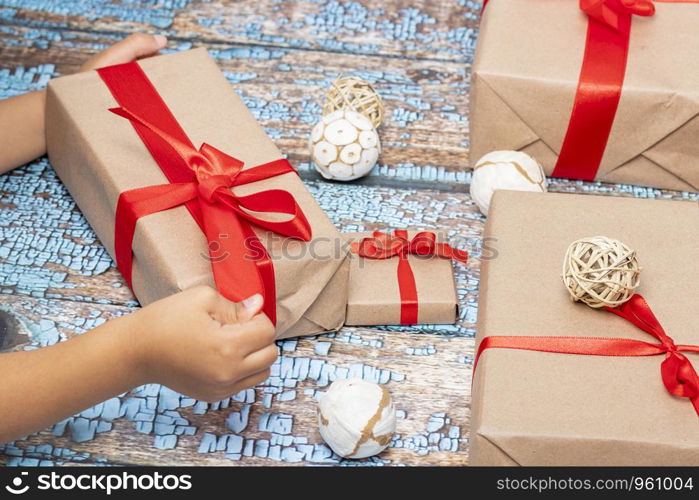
[0,285,276,442]
[127,286,278,402]
[80,33,168,72]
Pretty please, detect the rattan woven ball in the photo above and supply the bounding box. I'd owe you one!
[323,76,384,129]
[562,236,641,308]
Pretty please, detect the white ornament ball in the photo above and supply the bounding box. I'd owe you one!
[470,150,548,216]
[317,378,396,459]
[310,109,381,181]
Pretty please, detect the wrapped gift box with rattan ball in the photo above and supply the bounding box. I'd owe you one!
[471,190,699,465]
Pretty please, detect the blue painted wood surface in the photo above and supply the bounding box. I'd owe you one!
[0,0,697,466]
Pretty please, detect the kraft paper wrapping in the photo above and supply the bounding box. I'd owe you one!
[343,232,459,326]
[46,48,348,339]
[471,190,699,465]
[471,0,699,192]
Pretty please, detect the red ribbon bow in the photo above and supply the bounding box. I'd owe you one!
[475,295,699,416]
[605,295,699,405]
[98,62,312,325]
[581,0,656,30]
[352,230,468,325]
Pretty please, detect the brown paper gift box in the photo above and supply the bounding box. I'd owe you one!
[45,48,348,339]
[342,232,459,326]
[471,190,699,465]
[471,0,699,192]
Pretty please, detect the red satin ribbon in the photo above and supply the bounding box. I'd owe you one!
[474,295,699,416]
[352,230,468,325]
[551,0,646,180]
[482,0,697,181]
[98,62,312,324]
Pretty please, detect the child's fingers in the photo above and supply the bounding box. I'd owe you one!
[223,314,276,355]
[225,368,272,396]
[103,33,167,62]
[241,343,278,374]
[209,292,263,325]
[82,34,167,71]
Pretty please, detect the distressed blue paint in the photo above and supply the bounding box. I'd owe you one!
[404,344,436,356]
[314,341,332,355]
[1,0,482,59]
[3,0,699,468]
[0,159,120,302]
[391,411,463,456]
[335,331,383,347]
[277,390,296,401]
[225,405,250,434]
[154,434,178,450]
[0,0,209,29]
[0,30,473,173]
[101,398,123,420]
[258,413,293,435]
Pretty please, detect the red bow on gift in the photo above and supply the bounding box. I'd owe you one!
[475,295,699,416]
[97,61,312,326]
[353,230,468,325]
[581,0,656,30]
[605,295,699,406]
[110,107,312,325]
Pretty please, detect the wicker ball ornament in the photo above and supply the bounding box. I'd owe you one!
[323,76,384,129]
[562,236,641,308]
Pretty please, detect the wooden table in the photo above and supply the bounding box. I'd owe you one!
[0,0,695,466]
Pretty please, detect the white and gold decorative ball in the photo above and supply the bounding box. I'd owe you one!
[310,109,381,181]
[317,378,396,459]
[470,150,548,216]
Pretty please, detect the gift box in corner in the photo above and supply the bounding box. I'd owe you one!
[472,0,699,192]
[342,230,466,326]
[46,48,348,339]
[471,190,699,465]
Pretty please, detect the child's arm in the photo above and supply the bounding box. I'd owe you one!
[0,33,167,175]
[0,286,277,443]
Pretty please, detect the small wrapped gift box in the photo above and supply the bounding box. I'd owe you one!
[46,48,348,339]
[472,0,699,191]
[342,230,467,326]
[471,190,699,465]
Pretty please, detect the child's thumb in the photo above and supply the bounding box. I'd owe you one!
[235,294,264,322]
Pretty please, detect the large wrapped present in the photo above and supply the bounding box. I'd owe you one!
[472,0,699,192]
[46,48,348,339]
[342,230,467,326]
[471,190,699,465]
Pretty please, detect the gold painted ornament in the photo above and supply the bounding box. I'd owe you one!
[317,378,396,459]
[470,150,547,216]
[562,236,641,308]
[311,77,383,181]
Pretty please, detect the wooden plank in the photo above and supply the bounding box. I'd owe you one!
[0,24,472,179]
[0,0,481,61]
[7,25,699,193]
[0,293,473,466]
[2,151,696,314]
